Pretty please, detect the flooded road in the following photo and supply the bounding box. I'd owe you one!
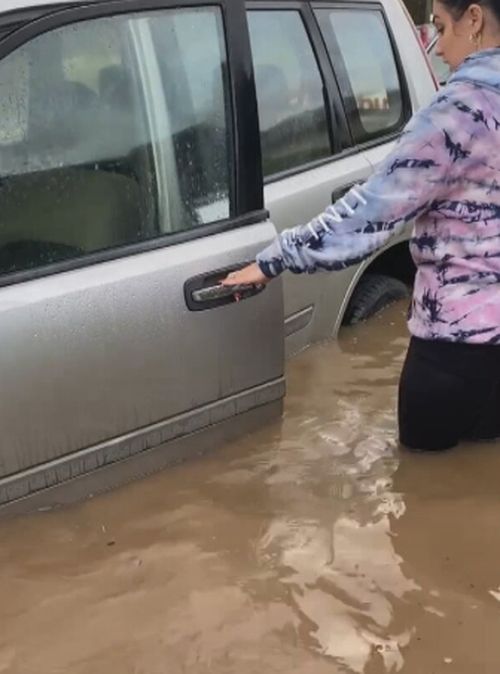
[1,301,500,674]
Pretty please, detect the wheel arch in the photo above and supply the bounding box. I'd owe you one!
[333,236,416,334]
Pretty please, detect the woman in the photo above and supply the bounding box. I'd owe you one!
[222,0,500,451]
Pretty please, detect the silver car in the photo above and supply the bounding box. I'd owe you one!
[0,0,435,507]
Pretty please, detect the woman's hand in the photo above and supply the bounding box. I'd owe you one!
[220,262,272,287]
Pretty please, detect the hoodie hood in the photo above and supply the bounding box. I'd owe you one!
[449,48,500,94]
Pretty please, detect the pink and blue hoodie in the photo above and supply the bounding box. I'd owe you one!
[257,49,500,345]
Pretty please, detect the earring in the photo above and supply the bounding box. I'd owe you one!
[469,32,482,49]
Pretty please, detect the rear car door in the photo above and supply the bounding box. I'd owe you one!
[310,1,426,325]
[246,3,373,355]
[0,0,284,505]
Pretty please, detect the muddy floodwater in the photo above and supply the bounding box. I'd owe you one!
[1,301,500,674]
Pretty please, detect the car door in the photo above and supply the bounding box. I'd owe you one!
[0,0,284,505]
[309,2,422,319]
[246,3,373,356]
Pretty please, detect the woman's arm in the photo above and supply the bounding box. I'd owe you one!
[256,104,454,278]
[222,93,459,287]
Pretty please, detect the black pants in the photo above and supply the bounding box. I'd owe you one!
[398,337,500,451]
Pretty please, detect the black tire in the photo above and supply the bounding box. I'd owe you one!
[343,273,410,326]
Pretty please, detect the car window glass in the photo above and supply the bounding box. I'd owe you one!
[248,10,331,177]
[150,10,231,225]
[0,8,231,277]
[316,8,404,142]
[0,51,29,145]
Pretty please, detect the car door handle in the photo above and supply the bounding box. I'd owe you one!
[184,265,265,311]
[191,283,264,304]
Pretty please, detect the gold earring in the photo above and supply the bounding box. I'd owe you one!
[469,32,482,49]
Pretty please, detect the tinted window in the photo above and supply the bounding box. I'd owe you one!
[316,8,404,142]
[248,10,331,177]
[0,8,231,277]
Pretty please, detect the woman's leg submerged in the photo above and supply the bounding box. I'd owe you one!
[398,338,500,451]
[466,379,500,442]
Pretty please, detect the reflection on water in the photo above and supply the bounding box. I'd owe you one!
[1,301,500,674]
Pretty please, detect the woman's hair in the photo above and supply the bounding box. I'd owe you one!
[439,0,500,22]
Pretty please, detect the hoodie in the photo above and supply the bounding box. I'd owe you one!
[256,49,500,345]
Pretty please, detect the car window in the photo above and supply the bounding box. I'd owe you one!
[316,8,405,143]
[247,10,331,177]
[0,7,231,277]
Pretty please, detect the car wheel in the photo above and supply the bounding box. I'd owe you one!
[343,273,410,326]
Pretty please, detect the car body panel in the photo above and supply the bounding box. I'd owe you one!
[264,152,372,353]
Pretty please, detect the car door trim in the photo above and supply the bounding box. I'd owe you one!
[0,375,286,506]
[284,305,314,336]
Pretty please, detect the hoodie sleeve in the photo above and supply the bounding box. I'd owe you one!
[256,95,455,277]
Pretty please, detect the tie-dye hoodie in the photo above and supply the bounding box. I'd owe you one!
[257,49,500,345]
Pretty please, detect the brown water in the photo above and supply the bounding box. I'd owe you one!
[1,301,500,674]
